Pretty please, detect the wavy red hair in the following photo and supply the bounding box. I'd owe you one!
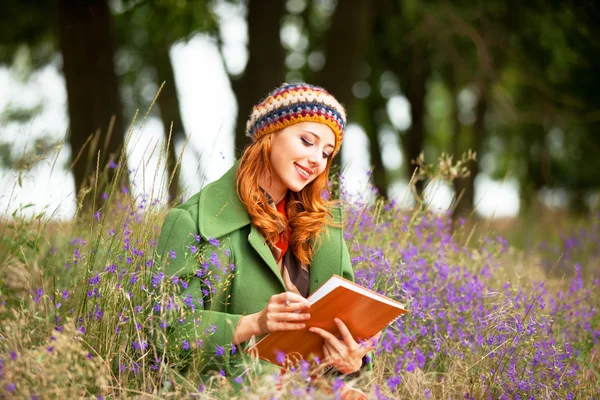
[235,133,338,265]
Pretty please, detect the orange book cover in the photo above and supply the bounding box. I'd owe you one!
[246,274,408,366]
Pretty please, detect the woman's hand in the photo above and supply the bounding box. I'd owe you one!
[233,292,310,345]
[256,292,311,335]
[309,318,381,375]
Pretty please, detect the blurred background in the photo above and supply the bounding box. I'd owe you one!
[1,0,599,222]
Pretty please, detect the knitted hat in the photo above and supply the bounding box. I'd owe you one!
[245,83,346,155]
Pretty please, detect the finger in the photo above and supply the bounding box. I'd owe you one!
[365,331,383,348]
[334,318,357,348]
[359,330,383,349]
[268,312,310,322]
[267,321,306,332]
[309,327,347,353]
[275,291,310,306]
[278,301,310,312]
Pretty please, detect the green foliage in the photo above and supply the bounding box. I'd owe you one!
[116,0,219,116]
[0,0,56,68]
[0,137,63,171]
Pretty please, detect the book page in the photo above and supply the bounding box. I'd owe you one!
[308,275,405,309]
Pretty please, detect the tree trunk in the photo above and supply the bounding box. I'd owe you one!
[402,45,429,198]
[57,0,126,210]
[314,0,373,109]
[314,0,374,170]
[233,0,286,156]
[364,108,388,199]
[452,83,488,219]
[152,41,186,202]
[362,74,388,199]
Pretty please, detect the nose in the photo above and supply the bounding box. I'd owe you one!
[307,152,321,169]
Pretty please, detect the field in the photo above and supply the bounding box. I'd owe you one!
[1,171,599,399]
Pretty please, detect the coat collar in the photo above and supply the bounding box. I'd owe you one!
[197,160,251,240]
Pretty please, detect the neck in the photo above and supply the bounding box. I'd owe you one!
[258,173,287,204]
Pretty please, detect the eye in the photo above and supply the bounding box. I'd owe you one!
[322,152,331,159]
[300,137,313,147]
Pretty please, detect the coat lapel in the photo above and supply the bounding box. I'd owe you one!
[248,224,286,289]
[308,208,343,294]
[308,238,339,295]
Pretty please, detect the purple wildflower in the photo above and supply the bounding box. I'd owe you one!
[33,287,43,303]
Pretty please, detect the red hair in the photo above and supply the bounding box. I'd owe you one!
[235,133,337,265]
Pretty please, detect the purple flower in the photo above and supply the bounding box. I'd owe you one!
[9,350,17,360]
[276,351,286,364]
[89,273,100,286]
[94,211,101,220]
[169,250,176,259]
[6,383,16,394]
[152,272,165,288]
[208,238,220,247]
[387,375,401,391]
[182,340,190,351]
[132,340,148,352]
[215,345,225,357]
[33,287,43,303]
[209,252,220,267]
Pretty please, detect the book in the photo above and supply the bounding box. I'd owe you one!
[245,274,408,367]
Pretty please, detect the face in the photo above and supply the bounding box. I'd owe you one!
[264,121,336,201]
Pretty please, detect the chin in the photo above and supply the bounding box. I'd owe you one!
[284,177,311,193]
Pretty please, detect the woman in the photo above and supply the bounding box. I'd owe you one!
[156,83,380,393]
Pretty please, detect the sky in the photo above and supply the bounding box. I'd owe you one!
[0,4,520,220]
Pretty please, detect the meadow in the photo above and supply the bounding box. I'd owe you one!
[0,156,598,399]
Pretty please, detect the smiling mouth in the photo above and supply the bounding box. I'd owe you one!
[294,163,312,179]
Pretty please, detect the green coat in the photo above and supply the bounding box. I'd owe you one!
[156,161,356,380]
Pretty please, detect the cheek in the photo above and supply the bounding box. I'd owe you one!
[318,162,328,175]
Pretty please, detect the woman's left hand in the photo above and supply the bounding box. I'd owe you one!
[309,318,382,375]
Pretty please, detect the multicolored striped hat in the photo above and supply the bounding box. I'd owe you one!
[245,83,346,155]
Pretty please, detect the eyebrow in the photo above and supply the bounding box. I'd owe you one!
[303,130,335,149]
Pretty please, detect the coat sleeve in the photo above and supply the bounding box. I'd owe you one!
[156,206,242,375]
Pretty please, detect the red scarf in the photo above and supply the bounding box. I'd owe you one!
[275,196,290,262]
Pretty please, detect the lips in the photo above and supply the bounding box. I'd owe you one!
[294,163,313,180]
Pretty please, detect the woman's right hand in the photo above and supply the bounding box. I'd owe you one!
[255,292,311,335]
[232,292,310,345]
